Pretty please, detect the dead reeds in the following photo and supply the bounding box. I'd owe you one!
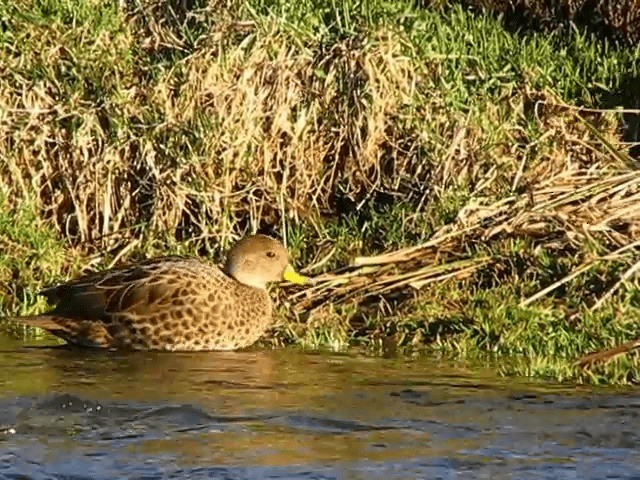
[282,91,640,367]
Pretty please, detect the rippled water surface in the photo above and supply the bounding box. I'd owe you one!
[0,336,638,479]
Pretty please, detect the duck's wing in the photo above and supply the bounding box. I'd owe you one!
[8,257,217,346]
[41,257,191,319]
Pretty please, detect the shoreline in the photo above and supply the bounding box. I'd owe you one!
[1,0,639,384]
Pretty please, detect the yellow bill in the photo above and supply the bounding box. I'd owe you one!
[283,264,308,285]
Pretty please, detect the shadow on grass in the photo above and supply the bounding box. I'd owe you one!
[435,0,640,159]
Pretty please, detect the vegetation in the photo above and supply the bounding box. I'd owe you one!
[458,0,640,46]
[1,0,639,384]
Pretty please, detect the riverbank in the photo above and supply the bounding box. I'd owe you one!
[1,0,639,384]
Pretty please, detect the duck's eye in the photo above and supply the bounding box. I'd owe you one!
[266,251,276,258]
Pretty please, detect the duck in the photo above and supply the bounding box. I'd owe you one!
[7,234,308,351]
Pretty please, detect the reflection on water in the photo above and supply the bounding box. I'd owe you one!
[0,335,638,479]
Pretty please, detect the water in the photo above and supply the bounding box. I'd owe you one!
[0,336,638,479]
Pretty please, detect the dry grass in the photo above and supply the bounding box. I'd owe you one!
[1,3,426,253]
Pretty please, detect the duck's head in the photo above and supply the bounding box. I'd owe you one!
[223,234,308,289]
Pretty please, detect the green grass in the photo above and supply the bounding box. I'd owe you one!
[1,0,640,384]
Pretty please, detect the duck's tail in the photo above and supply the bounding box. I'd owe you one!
[5,314,63,331]
[4,314,110,348]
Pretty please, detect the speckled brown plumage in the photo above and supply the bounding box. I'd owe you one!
[8,235,307,351]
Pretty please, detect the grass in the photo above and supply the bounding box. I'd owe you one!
[1,0,640,384]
